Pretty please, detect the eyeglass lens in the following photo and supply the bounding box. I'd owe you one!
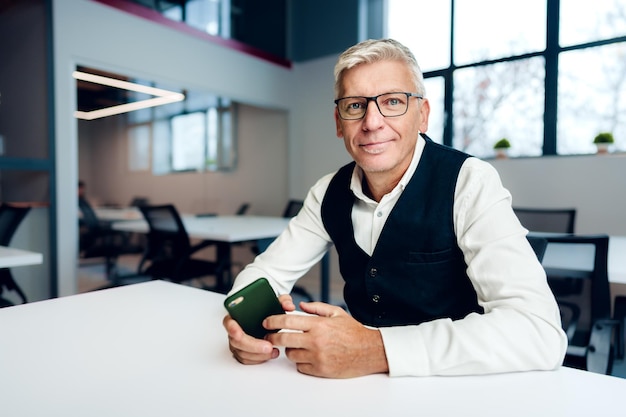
[337,93,411,119]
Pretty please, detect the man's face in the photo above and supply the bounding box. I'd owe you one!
[335,60,429,178]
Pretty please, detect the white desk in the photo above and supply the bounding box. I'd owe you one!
[112,215,291,242]
[541,235,626,285]
[0,246,43,268]
[93,206,143,222]
[0,281,624,417]
[113,215,291,292]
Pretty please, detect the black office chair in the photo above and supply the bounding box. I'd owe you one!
[0,204,32,307]
[79,197,142,280]
[513,207,576,234]
[282,200,304,218]
[514,207,582,299]
[138,204,223,290]
[236,203,250,215]
[526,235,548,262]
[129,196,150,207]
[544,234,620,374]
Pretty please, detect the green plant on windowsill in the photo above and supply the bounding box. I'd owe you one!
[493,138,511,159]
[493,138,511,149]
[593,132,614,154]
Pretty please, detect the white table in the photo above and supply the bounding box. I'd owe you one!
[0,246,43,268]
[0,280,624,417]
[112,215,291,242]
[113,215,291,291]
[93,206,143,222]
[540,235,626,284]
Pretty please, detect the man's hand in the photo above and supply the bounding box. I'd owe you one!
[265,301,389,378]
[223,294,296,365]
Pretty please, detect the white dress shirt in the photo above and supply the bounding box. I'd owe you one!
[232,136,567,377]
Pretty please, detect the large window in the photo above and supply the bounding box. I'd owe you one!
[129,95,238,175]
[386,0,626,158]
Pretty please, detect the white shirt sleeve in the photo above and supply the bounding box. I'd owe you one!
[379,158,567,376]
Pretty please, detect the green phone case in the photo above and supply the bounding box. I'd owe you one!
[224,277,284,339]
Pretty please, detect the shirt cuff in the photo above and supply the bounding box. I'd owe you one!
[379,326,430,377]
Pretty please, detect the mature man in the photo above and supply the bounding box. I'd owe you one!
[223,38,567,378]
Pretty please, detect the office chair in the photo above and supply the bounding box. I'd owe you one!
[513,207,576,234]
[138,204,223,290]
[526,235,548,262]
[514,207,582,299]
[129,196,150,207]
[543,234,620,374]
[282,200,304,218]
[0,204,32,307]
[235,203,250,215]
[79,197,142,281]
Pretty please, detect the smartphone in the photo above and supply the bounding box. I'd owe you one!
[224,277,284,339]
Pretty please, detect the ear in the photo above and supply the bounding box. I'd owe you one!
[418,98,430,133]
[334,108,344,138]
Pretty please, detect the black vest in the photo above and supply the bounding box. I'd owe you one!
[321,136,483,327]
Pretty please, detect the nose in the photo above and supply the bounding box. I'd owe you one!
[361,99,384,130]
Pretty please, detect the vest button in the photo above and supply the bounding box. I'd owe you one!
[372,294,380,303]
[369,267,377,277]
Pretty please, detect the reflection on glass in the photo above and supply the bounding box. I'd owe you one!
[423,77,445,143]
[558,44,626,155]
[387,0,450,72]
[454,0,546,65]
[453,57,545,158]
[560,0,626,47]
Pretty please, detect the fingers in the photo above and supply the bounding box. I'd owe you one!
[223,314,277,365]
[278,294,296,312]
[299,301,344,318]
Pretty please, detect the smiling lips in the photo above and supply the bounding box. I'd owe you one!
[359,139,394,154]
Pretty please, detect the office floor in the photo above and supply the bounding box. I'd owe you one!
[78,251,626,380]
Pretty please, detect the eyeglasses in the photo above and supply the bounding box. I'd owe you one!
[334,92,423,120]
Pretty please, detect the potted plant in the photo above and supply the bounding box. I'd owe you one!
[593,132,614,154]
[493,138,511,159]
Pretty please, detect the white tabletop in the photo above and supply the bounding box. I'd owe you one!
[112,215,291,243]
[94,206,143,221]
[0,246,43,268]
[541,235,626,285]
[1,280,624,416]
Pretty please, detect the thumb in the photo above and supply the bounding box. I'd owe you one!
[299,301,343,318]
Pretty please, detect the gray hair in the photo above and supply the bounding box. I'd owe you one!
[333,38,425,98]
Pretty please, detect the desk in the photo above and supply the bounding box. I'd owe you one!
[0,281,624,417]
[113,216,291,291]
[540,235,626,284]
[93,206,143,222]
[0,246,43,268]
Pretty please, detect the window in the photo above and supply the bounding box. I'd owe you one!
[128,124,151,171]
[453,0,546,66]
[171,112,206,171]
[132,98,238,175]
[386,0,626,158]
[557,43,626,154]
[453,58,545,158]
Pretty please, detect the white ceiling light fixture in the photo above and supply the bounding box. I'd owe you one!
[73,70,185,120]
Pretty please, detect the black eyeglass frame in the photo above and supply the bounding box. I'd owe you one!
[334,92,423,120]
